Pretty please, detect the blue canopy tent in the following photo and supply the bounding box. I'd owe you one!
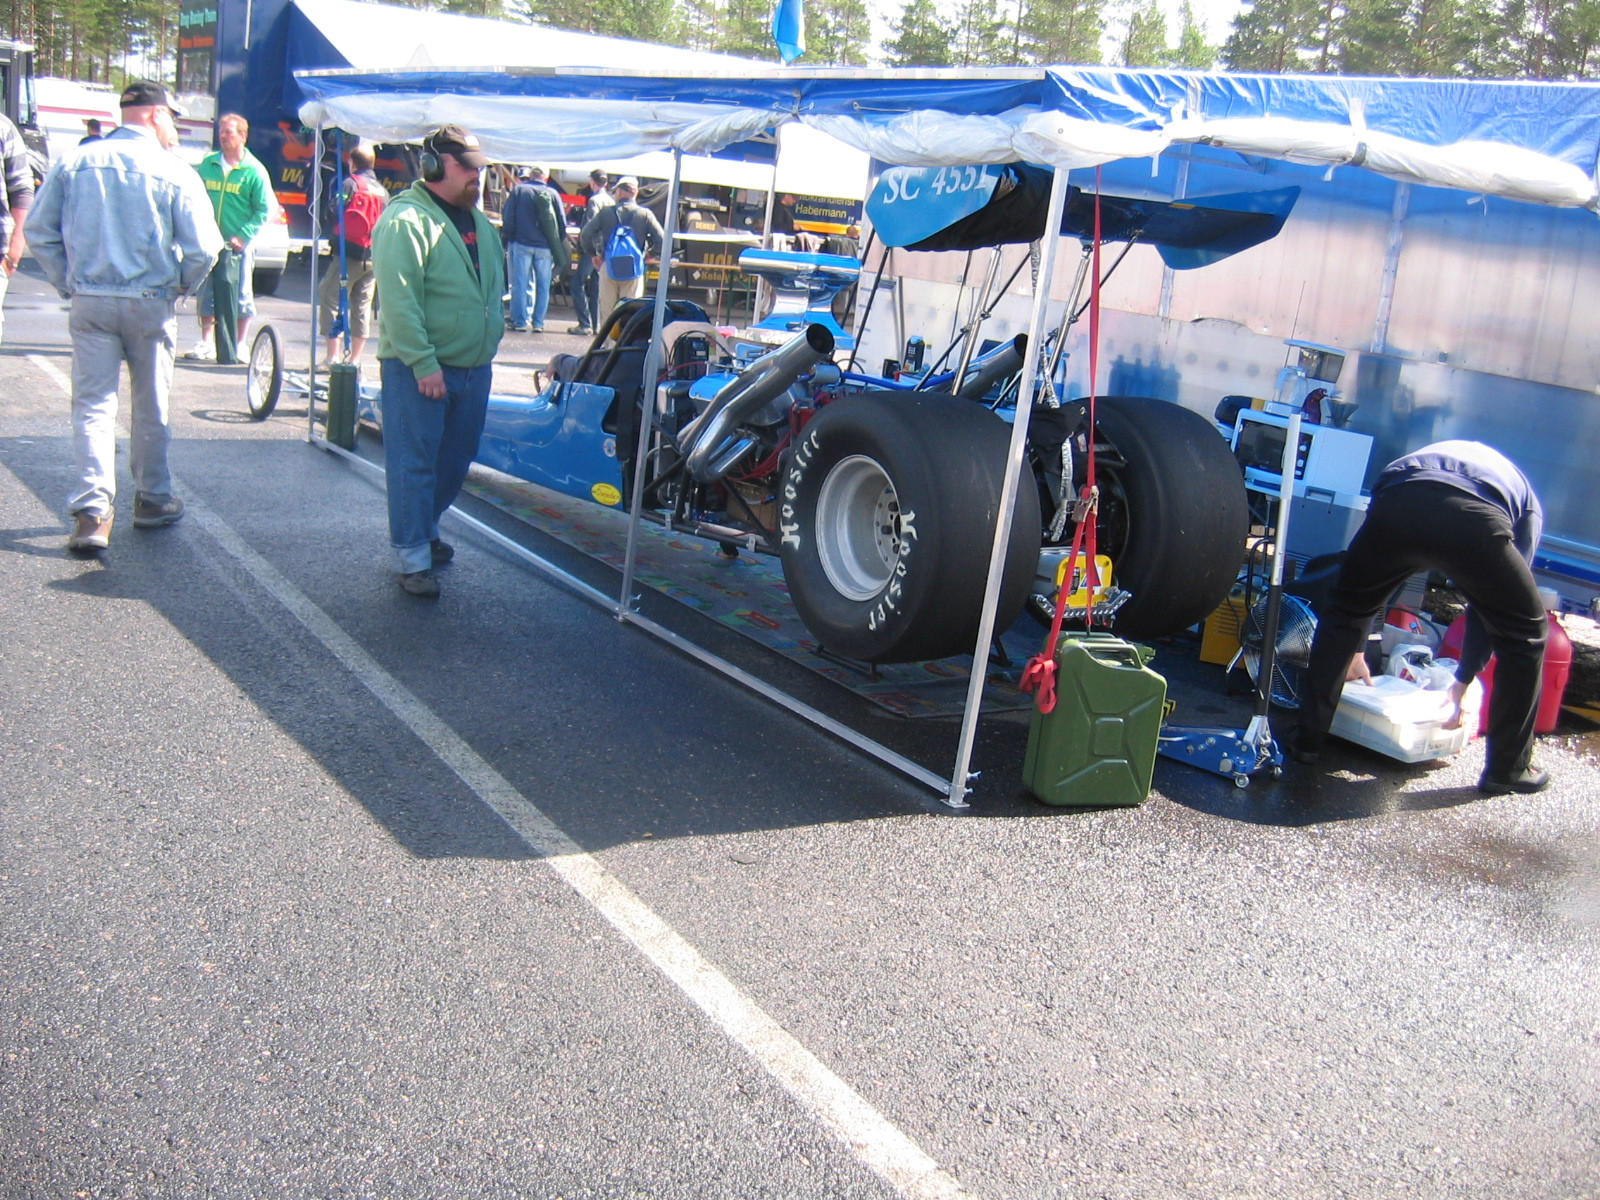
[294,63,1600,805]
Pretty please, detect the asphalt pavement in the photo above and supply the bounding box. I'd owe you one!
[2,258,1598,1200]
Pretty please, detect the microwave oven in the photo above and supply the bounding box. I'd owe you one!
[1231,410,1373,497]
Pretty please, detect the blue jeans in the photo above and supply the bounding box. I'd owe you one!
[571,254,599,330]
[508,243,553,329]
[380,358,492,574]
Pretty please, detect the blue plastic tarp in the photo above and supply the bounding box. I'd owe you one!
[293,64,1600,209]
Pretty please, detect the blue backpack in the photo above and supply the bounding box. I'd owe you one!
[605,211,646,281]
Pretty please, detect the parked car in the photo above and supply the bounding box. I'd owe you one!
[251,190,290,296]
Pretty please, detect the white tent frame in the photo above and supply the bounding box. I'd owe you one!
[293,62,1600,807]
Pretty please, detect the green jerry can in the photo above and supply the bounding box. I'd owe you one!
[324,364,359,451]
[1022,632,1167,807]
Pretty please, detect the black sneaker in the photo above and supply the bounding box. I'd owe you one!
[132,494,185,528]
[1478,766,1550,795]
[399,570,440,598]
[431,539,454,565]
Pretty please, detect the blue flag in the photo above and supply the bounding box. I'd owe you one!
[771,0,804,63]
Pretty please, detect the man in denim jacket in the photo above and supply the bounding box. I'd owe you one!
[27,80,223,552]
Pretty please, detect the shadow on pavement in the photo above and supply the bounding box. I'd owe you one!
[4,433,947,861]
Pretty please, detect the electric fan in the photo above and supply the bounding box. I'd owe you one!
[1241,593,1317,708]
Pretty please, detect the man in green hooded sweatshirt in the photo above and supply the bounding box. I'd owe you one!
[371,124,505,597]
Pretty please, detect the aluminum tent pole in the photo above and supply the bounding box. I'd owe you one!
[619,147,685,617]
[950,246,1005,394]
[307,123,324,440]
[944,166,1072,809]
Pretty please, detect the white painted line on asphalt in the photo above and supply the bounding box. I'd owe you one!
[13,376,963,1200]
[28,351,969,1197]
[27,352,72,394]
[184,493,971,1200]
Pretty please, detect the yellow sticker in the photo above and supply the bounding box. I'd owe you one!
[591,482,622,506]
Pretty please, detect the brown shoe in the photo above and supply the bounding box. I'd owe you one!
[132,494,185,528]
[67,510,114,552]
[398,570,440,597]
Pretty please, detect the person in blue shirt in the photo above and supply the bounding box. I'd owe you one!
[1292,440,1550,795]
[500,166,565,333]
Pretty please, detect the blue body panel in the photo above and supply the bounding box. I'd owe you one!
[357,379,628,508]
[475,381,627,506]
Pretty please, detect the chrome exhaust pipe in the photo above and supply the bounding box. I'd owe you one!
[680,324,834,483]
[949,333,1027,401]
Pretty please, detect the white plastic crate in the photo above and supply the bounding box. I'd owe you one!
[1328,675,1478,764]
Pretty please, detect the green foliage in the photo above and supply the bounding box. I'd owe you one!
[707,0,781,58]
[809,0,872,65]
[884,0,954,66]
[950,0,1010,64]
[13,0,1600,93]
[1169,0,1217,67]
[1118,0,1168,64]
[1222,0,1326,71]
[1014,0,1104,64]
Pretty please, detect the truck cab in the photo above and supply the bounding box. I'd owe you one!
[0,39,49,182]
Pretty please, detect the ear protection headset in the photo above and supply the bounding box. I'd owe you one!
[418,131,447,182]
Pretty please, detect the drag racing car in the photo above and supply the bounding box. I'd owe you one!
[348,164,1300,664]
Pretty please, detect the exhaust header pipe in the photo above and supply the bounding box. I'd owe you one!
[680,323,835,483]
[949,333,1027,402]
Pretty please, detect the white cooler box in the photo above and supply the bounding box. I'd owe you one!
[1329,675,1479,764]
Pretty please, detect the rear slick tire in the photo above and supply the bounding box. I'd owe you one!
[779,392,1041,663]
[1090,395,1249,641]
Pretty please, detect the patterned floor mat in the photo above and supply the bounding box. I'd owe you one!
[462,467,1042,718]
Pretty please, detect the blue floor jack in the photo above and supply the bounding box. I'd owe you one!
[1158,412,1305,788]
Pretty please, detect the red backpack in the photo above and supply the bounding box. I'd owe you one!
[340,177,388,249]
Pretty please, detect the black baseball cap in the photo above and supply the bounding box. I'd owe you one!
[427,124,490,169]
[120,80,184,115]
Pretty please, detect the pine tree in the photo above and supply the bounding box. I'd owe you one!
[1118,0,1168,64]
[1222,0,1325,71]
[810,0,873,64]
[1168,0,1217,66]
[884,0,954,65]
[950,0,1010,64]
[710,0,782,58]
[1014,0,1104,64]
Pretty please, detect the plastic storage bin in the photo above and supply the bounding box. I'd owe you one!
[1328,675,1475,763]
[1023,632,1167,807]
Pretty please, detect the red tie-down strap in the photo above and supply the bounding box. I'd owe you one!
[1019,172,1105,715]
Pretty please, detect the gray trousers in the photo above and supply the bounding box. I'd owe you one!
[68,294,178,517]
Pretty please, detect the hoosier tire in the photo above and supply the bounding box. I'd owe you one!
[1090,395,1249,640]
[779,392,1041,663]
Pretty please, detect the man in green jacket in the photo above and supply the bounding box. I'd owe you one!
[372,124,505,597]
[183,112,270,363]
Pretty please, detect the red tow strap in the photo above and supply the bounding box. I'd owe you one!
[1020,172,1104,715]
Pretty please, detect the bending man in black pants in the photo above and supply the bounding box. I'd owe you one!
[1293,440,1550,795]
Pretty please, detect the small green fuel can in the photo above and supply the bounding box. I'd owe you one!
[325,364,359,450]
[1022,632,1167,807]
